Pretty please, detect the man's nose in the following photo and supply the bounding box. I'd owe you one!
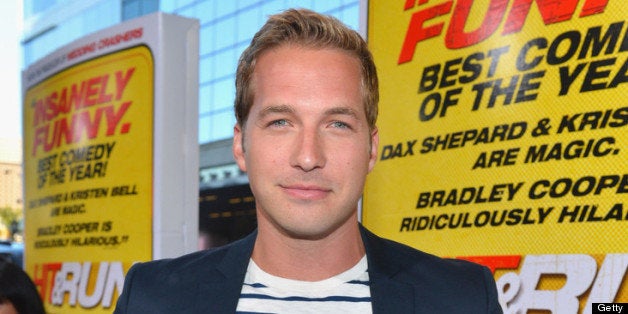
[290,128,326,172]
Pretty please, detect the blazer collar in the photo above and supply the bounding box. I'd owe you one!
[360,225,416,313]
[192,227,416,313]
[194,230,257,313]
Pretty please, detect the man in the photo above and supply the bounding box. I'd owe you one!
[114,8,503,313]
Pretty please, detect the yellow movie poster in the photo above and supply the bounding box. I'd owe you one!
[23,44,153,313]
[364,1,627,312]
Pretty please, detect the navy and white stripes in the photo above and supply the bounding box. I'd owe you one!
[236,256,372,313]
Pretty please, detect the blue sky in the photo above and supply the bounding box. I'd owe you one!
[0,1,22,142]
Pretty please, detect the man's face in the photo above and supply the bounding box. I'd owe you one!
[233,45,378,239]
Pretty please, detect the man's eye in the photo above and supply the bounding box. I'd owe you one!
[269,119,289,127]
[330,121,350,129]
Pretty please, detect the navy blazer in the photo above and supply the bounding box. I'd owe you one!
[114,226,503,313]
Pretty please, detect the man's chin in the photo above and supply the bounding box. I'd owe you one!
[279,220,351,241]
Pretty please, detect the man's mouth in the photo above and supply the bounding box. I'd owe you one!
[280,184,331,200]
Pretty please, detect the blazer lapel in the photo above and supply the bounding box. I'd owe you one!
[194,231,257,313]
[360,226,416,313]
[188,226,418,312]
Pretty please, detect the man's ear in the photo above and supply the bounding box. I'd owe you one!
[233,124,247,172]
[368,127,378,173]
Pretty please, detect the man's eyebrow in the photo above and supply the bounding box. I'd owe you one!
[325,106,358,118]
[259,104,294,118]
[257,105,359,119]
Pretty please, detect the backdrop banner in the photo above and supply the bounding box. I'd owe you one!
[363,1,627,312]
[22,13,199,313]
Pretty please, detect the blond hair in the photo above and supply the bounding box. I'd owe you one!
[234,8,378,131]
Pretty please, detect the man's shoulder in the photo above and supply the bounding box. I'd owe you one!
[114,233,256,313]
[362,226,490,280]
[361,226,503,313]
[133,244,228,275]
[128,232,255,284]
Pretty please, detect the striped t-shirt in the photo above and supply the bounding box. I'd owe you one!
[235,256,372,313]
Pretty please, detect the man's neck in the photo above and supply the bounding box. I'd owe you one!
[251,221,365,281]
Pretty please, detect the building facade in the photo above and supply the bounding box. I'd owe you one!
[0,138,23,239]
[0,162,22,210]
